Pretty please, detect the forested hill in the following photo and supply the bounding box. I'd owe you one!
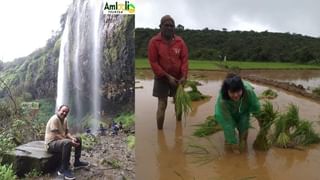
[135,28,320,63]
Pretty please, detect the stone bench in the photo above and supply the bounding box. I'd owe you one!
[1,141,61,177]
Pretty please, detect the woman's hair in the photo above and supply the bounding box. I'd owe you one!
[221,73,245,100]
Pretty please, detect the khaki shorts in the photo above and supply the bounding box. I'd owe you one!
[153,76,178,98]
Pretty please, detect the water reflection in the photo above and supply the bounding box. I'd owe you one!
[157,122,190,180]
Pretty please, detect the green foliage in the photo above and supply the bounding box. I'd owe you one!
[0,27,60,100]
[260,89,278,99]
[107,159,121,169]
[136,28,320,63]
[0,102,13,129]
[126,135,135,150]
[0,132,16,156]
[253,101,278,150]
[0,60,4,70]
[193,116,222,137]
[114,113,135,129]
[135,58,320,70]
[79,133,97,150]
[175,85,192,120]
[33,99,55,123]
[0,164,16,180]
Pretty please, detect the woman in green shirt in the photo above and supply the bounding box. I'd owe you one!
[215,73,260,153]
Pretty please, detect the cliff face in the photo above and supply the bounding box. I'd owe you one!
[0,37,60,99]
[101,15,135,114]
[0,0,134,115]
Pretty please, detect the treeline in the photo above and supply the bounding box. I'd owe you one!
[135,28,320,63]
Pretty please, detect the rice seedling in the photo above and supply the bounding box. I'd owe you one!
[260,89,278,99]
[276,132,290,148]
[253,101,277,150]
[175,84,192,120]
[185,137,221,166]
[185,80,210,101]
[193,116,222,137]
[292,121,320,145]
[272,103,320,148]
[285,104,300,128]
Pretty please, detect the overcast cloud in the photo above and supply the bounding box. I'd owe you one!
[136,0,320,37]
[0,0,72,62]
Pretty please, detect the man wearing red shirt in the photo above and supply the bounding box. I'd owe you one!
[148,15,189,130]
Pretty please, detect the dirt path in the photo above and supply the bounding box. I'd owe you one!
[243,75,320,103]
[33,132,135,180]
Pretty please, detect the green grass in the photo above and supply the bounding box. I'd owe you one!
[219,61,320,69]
[136,58,220,70]
[135,58,320,70]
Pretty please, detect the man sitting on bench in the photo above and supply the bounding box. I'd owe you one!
[44,105,89,180]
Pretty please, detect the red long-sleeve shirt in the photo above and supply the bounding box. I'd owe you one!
[148,33,188,79]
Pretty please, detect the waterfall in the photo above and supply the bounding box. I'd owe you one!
[56,0,104,131]
[56,16,70,110]
[90,0,103,131]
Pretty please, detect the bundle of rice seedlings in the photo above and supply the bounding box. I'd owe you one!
[276,132,290,148]
[188,91,211,101]
[185,80,202,89]
[260,89,278,99]
[292,121,320,146]
[272,104,320,148]
[185,80,210,101]
[285,104,299,128]
[272,105,298,148]
[175,84,192,120]
[193,116,222,137]
[253,101,277,150]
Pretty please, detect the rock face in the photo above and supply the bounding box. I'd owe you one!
[1,141,61,177]
[0,0,134,115]
[101,15,135,114]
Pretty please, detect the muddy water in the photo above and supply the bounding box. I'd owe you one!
[136,70,320,180]
[241,70,320,90]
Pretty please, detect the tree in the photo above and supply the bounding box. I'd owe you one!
[0,78,17,114]
[176,24,184,31]
[0,60,3,71]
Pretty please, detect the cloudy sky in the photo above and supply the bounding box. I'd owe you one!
[0,0,72,62]
[136,0,320,37]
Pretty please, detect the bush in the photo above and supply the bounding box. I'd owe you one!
[114,113,135,130]
[0,164,17,180]
[0,132,16,156]
[79,133,97,150]
[126,135,135,150]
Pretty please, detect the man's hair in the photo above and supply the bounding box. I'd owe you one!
[159,15,175,26]
[220,73,245,100]
[58,104,70,111]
